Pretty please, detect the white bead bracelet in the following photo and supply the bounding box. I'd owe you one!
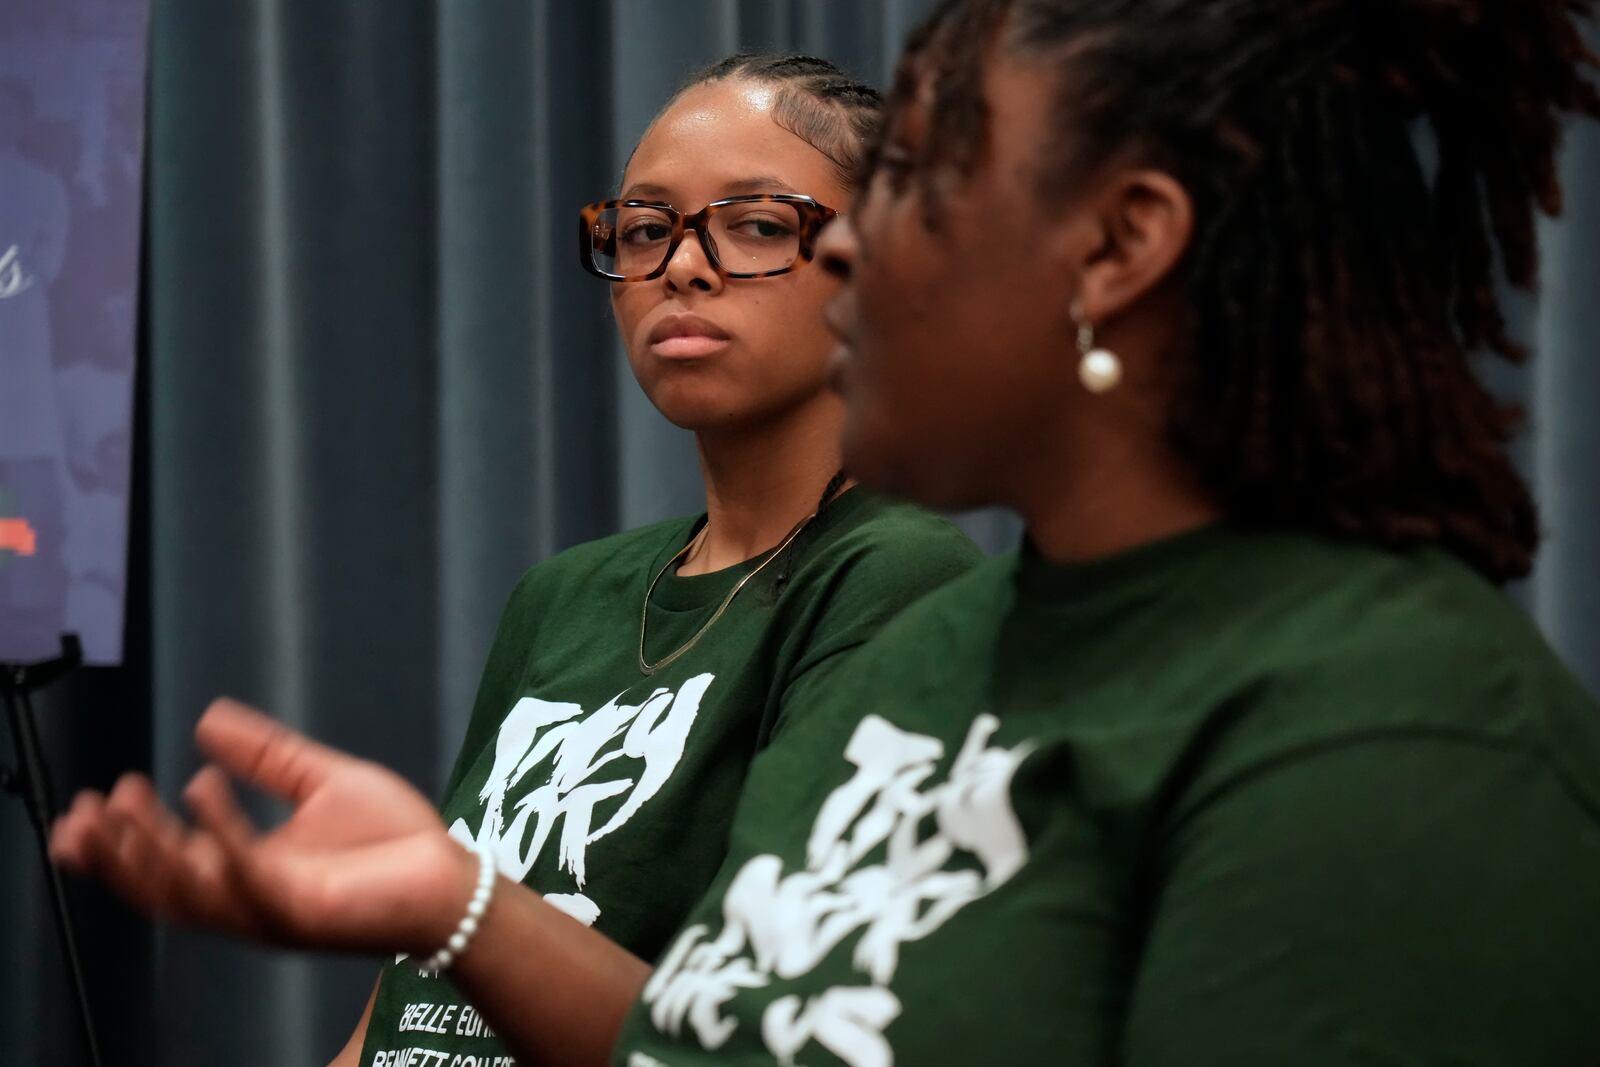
[421,841,496,974]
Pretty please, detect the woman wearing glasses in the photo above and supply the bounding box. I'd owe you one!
[330,51,977,1067]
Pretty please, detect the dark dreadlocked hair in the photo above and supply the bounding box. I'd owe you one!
[895,0,1600,583]
[673,52,883,191]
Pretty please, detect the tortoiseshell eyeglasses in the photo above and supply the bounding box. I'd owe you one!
[578,194,838,282]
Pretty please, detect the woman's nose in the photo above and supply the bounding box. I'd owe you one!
[816,215,857,282]
[663,228,722,294]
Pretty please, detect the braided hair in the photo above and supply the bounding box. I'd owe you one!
[675,52,883,191]
[893,0,1600,582]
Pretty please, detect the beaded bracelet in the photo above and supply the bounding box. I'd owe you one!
[421,841,496,974]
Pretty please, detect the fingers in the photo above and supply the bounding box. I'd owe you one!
[165,817,268,937]
[101,775,193,914]
[183,763,342,947]
[105,773,186,850]
[182,765,299,940]
[195,698,350,805]
[49,788,109,870]
[183,764,259,857]
[51,774,268,937]
[50,779,177,916]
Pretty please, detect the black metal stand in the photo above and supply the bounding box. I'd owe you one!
[1,634,104,1067]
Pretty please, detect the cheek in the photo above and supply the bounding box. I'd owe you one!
[844,225,1051,503]
[611,287,652,349]
[772,275,837,358]
[727,277,837,386]
[854,230,982,421]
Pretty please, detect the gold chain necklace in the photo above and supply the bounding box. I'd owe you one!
[638,512,815,676]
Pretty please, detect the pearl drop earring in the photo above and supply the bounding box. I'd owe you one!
[1073,301,1123,395]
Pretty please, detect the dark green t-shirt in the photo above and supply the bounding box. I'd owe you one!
[360,490,979,1066]
[617,525,1600,1067]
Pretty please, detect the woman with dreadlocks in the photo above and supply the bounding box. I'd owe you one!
[53,2,1600,1064]
[634,2,1600,1063]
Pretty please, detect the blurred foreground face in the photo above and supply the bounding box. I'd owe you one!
[822,55,1093,511]
[610,80,853,435]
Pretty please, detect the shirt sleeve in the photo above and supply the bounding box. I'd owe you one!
[1124,735,1600,1066]
[766,526,981,743]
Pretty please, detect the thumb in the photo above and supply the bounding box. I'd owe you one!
[194,698,350,804]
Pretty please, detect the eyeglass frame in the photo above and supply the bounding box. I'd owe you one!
[578,193,839,282]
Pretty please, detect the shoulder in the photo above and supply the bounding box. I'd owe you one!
[790,490,984,597]
[543,515,697,572]
[503,516,698,611]
[1186,533,1600,806]
[1252,538,1584,718]
[835,549,1016,650]
[759,495,986,684]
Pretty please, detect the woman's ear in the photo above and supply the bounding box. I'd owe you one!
[1068,169,1194,325]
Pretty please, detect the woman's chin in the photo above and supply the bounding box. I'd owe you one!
[845,423,992,512]
[641,378,740,430]
[652,395,761,434]
[649,379,838,436]
[842,422,920,500]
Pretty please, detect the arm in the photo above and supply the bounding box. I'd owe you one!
[1124,737,1600,1065]
[50,700,650,1067]
[449,865,651,1065]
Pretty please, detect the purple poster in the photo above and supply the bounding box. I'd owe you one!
[0,0,149,666]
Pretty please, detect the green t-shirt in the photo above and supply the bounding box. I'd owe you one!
[617,525,1600,1067]
[360,490,979,1066]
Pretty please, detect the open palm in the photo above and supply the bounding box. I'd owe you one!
[50,699,474,957]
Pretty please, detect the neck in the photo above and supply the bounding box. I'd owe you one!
[678,392,851,576]
[1011,398,1221,566]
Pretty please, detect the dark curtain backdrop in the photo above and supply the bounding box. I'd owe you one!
[2,2,1595,1064]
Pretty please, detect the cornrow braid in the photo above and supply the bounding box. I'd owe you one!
[677,52,883,191]
[897,0,1600,582]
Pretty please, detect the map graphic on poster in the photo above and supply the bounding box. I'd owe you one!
[1,0,150,665]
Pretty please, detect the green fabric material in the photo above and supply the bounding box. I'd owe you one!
[360,491,979,1065]
[616,528,1600,1067]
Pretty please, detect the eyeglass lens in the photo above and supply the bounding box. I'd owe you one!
[589,201,804,278]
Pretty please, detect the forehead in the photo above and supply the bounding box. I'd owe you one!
[892,43,1063,197]
[621,80,840,204]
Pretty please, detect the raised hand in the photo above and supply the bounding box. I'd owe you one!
[49,698,475,957]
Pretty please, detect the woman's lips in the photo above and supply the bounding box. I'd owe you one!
[829,343,856,394]
[823,297,858,393]
[650,334,732,358]
[648,313,731,358]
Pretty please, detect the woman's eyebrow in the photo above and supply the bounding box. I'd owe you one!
[720,175,798,195]
[619,181,672,200]
[618,175,798,200]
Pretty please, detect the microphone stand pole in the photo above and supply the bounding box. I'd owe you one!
[1,633,103,1067]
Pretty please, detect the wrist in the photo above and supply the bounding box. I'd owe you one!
[410,835,488,960]
[421,841,495,973]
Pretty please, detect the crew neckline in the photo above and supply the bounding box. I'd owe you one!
[1014,520,1235,606]
[647,486,873,613]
